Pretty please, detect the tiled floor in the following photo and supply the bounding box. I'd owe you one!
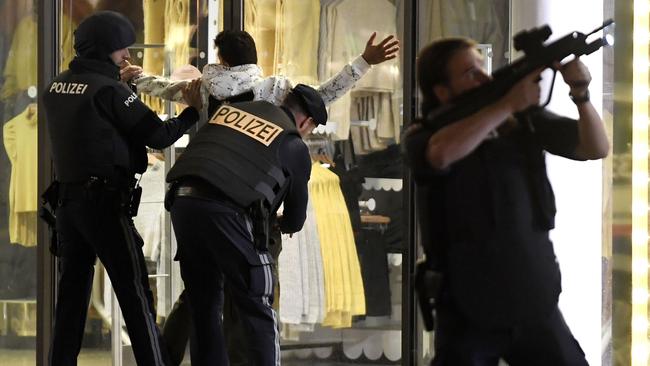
[0,349,111,365]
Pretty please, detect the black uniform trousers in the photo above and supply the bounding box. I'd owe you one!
[163,225,282,366]
[171,196,279,366]
[432,304,588,366]
[50,184,170,366]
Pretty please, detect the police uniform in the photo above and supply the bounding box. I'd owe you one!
[405,108,589,366]
[167,85,326,366]
[42,11,199,366]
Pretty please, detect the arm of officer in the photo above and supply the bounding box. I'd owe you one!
[317,33,400,106]
[424,69,543,171]
[277,137,312,234]
[96,80,202,149]
[556,58,609,160]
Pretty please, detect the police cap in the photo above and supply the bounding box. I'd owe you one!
[291,84,328,126]
[74,11,136,60]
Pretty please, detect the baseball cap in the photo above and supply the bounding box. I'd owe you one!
[291,84,328,126]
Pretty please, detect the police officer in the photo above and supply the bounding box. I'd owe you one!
[42,11,202,366]
[405,38,607,365]
[166,84,326,365]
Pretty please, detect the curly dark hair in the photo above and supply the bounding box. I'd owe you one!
[417,37,476,116]
[214,30,257,66]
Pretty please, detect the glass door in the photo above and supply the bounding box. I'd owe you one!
[0,0,39,364]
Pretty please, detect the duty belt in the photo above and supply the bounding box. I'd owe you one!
[173,178,246,214]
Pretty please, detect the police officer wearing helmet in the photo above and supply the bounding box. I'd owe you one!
[42,11,202,366]
[166,84,326,365]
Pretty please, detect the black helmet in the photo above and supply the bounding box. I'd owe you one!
[74,11,135,60]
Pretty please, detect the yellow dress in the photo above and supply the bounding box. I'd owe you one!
[3,105,38,247]
[309,163,366,327]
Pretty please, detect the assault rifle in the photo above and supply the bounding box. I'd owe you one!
[423,19,614,129]
[414,20,614,332]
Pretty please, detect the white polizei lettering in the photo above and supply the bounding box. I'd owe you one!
[124,93,138,107]
[49,82,90,95]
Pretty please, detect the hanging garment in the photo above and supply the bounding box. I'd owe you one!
[244,0,280,78]
[135,157,166,261]
[132,157,168,317]
[3,105,37,247]
[278,198,325,325]
[274,0,320,85]
[142,0,168,114]
[1,15,36,102]
[309,163,365,327]
[421,0,508,68]
[320,0,400,140]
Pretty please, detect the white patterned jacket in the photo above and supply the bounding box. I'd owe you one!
[133,55,371,120]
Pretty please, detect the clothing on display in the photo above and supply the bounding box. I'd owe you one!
[278,198,326,326]
[142,0,191,114]
[245,0,321,85]
[0,14,38,119]
[355,229,391,317]
[278,159,370,329]
[420,0,509,68]
[132,155,175,317]
[3,104,37,247]
[309,162,365,328]
[319,0,401,140]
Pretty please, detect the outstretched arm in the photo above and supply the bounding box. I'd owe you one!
[120,61,189,102]
[317,33,400,105]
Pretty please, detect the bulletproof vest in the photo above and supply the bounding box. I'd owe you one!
[207,90,255,117]
[167,101,299,208]
[43,70,139,183]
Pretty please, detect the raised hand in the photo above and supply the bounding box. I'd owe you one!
[361,32,400,65]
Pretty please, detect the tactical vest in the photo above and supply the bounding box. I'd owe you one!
[43,70,141,183]
[167,101,300,208]
[207,90,255,118]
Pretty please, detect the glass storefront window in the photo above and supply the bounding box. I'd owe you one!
[244,0,405,364]
[0,0,38,364]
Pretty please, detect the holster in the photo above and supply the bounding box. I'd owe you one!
[39,180,60,256]
[415,261,444,331]
[126,185,142,217]
[164,181,179,211]
[249,200,270,252]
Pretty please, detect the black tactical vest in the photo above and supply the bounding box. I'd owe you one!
[43,70,141,183]
[167,101,299,208]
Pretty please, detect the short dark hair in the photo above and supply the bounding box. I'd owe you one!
[417,37,476,116]
[214,30,257,66]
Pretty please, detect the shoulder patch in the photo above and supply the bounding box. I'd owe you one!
[123,92,139,107]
